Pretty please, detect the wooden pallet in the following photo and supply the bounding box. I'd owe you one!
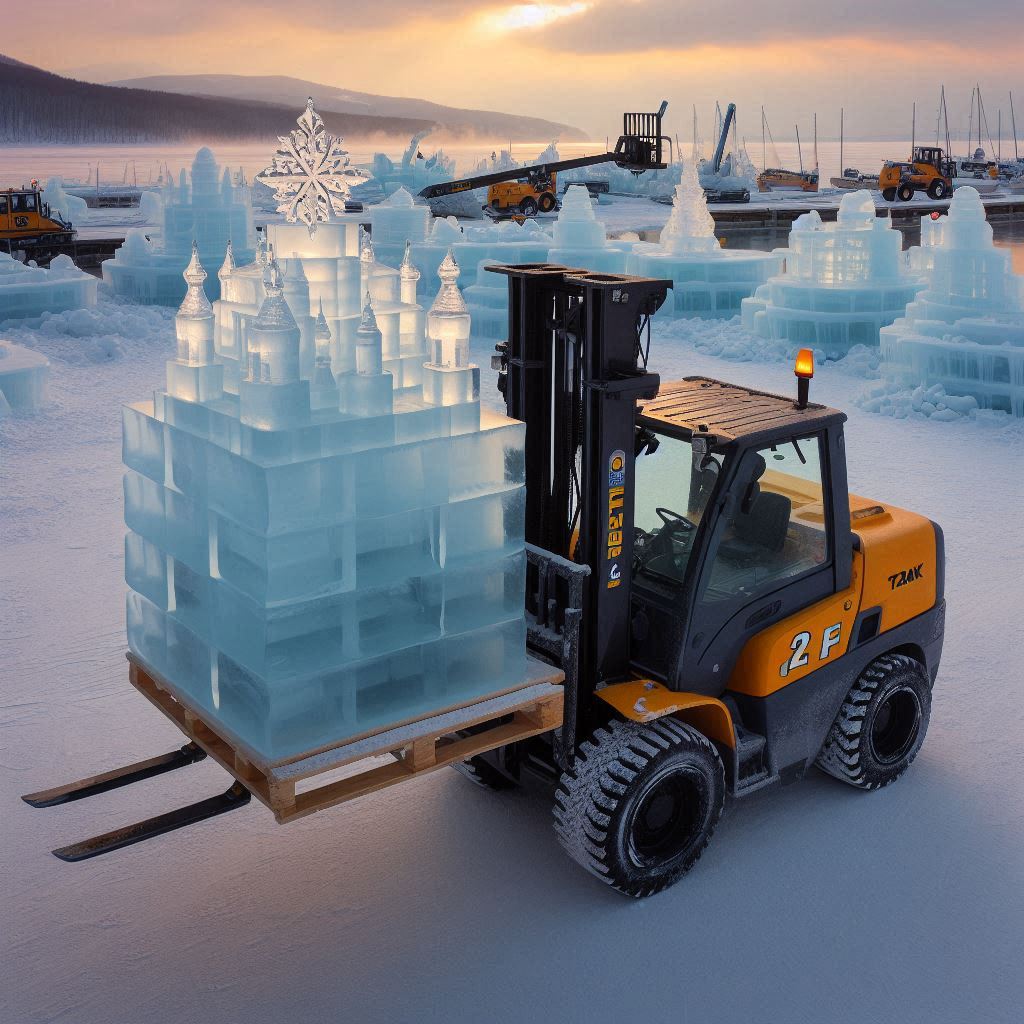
[127,656,564,824]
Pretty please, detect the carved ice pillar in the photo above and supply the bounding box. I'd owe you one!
[341,295,393,418]
[422,249,479,407]
[166,242,224,403]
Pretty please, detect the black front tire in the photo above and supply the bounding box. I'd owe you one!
[538,191,557,213]
[452,756,513,790]
[553,719,725,898]
[897,183,916,202]
[518,197,539,216]
[882,187,897,202]
[816,653,931,790]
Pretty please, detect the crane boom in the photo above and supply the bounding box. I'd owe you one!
[712,103,736,174]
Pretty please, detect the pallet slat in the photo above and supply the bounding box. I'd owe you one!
[127,656,563,824]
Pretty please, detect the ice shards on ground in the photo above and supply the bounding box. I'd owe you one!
[123,104,527,761]
[741,190,925,355]
[103,147,256,306]
[0,340,49,414]
[879,187,1024,418]
[0,251,97,321]
[628,161,782,319]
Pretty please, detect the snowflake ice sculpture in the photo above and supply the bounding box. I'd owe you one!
[256,98,367,234]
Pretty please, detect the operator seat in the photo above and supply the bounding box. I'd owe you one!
[719,455,792,566]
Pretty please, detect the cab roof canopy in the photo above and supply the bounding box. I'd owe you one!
[638,377,846,449]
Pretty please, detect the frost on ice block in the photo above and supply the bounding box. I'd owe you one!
[627,160,782,319]
[0,251,97,320]
[879,187,1024,417]
[741,190,925,354]
[0,341,49,414]
[123,103,528,763]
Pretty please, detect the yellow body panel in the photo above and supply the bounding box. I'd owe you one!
[727,495,937,699]
[1,188,68,242]
[595,680,735,748]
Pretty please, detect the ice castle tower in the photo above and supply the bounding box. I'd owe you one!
[628,160,783,319]
[741,190,925,354]
[123,101,528,761]
[104,147,256,306]
[879,187,1024,417]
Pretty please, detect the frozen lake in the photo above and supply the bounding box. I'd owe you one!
[1,280,1022,1021]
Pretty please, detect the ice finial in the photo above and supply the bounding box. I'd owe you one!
[219,239,236,279]
[427,248,471,369]
[178,241,212,318]
[434,248,466,311]
[254,258,296,328]
[255,97,368,236]
[400,240,419,281]
[254,233,268,268]
[360,291,378,330]
[360,228,375,266]
[315,298,331,341]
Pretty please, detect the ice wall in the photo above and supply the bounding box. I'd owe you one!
[123,104,528,761]
[628,162,783,319]
[879,187,1024,416]
[0,252,98,320]
[0,341,49,414]
[103,147,256,306]
[741,191,924,354]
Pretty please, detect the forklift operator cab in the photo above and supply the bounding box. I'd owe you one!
[629,390,848,700]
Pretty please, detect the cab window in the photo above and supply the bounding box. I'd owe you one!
[632,434,721,587]
[0,195,8,215]
[12,193,37,213]
[704,435,829,601]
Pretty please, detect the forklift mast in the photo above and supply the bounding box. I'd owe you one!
[490,265,671,700]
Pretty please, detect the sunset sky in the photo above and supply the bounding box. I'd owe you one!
[8,1,1023,141]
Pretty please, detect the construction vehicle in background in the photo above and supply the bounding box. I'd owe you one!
[25,264,946,898]
[701,102,750,203]
[879,145,954,202]
[1,183,76,252]
[418,103,673,218]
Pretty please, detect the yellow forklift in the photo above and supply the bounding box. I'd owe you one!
[1,183,76,250]
[25,266,945,898]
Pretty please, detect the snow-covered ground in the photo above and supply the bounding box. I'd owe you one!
[2,291,1023,1024]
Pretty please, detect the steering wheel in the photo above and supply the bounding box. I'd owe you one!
[656,507,696,532]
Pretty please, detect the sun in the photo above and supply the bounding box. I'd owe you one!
[480,3,591,33]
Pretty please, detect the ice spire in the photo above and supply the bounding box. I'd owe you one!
[255,258,296,329]
[399,240,420,304]
[356,292,383,376]
[218,239,236,281]
[659,159,718,254]
[310,298,338,409]
[427,248,470,368]
[174,242,214,366]
[178,241,212,319]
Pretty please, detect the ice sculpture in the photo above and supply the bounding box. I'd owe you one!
[123,104,528,762]
[0,251,97,320]
[879,187,1024,416]
[103,147,256,306]
[0,341,49,414]
[367,187,432,246]
[741,191,925,354]
[546,185,635,273]
[41,177,88,225]
[628,161,782,319]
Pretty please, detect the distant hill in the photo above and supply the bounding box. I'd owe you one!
[112,73,589,143]
[0,56,436,144]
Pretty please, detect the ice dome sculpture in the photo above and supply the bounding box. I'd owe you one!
[123,102,527,761]
[628,160,783,319]
[0,251,97,320]
[546,185,635,273]
[367,187,432,246]
[0,341,49,415]
[103,147,256,306]
[880,187,1024,416]
[741,190,925,354]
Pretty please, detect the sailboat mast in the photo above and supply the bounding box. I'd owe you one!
[911,102,916,154]
[761,107,766,169]
[1011,91,1019,161]
[839,107,844,177]
[796,124,803,173]
[813,113,818,171]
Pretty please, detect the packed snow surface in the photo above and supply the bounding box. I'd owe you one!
[3,275,1021,1021]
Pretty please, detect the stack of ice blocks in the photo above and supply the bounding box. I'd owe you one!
[880,187,1024,416]
[124,236,528,762]
[0,251,97,320]
[545,185,635,274]
[627,161,782,319]
[741,191,925,354]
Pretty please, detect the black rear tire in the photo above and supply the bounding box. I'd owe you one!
[882,187,897,202]
[816,653,931,790]
[553,718,724,898]
[518,197,539,216]
[928,179,948,200]
[897,183,915,202]
[538,191,557,213]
